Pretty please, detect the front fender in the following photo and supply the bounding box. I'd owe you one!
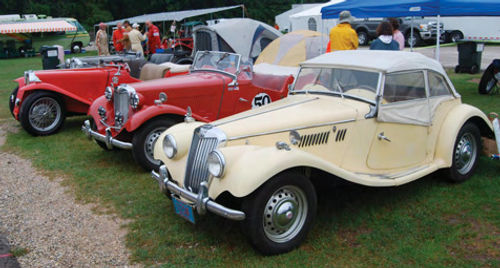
[209,145,359,199]
[125,104,209,133]
[434,104,493,167]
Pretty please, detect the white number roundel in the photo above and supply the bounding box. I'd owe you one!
[252,93,271,109]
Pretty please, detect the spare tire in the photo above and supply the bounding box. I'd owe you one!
[478,60,499,94]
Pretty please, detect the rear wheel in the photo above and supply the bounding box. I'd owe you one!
[449,31,464,43]
[9,87,18,117]
[71,42,82,53]
[444,123,481,182]
[132,117,177,171]
[19,91,65,136]
[478,63,499,94]
[241,172,317,255]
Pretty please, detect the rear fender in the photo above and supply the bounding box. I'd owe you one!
[125,104,209,133]
[434,104,493,167]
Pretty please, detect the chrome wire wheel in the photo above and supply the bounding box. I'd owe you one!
[454,132,477,176]
[263,185,308,243]
[144,127,166,166]
[28,97,62,132]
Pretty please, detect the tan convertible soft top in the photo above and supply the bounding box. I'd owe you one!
[301,50,446,75]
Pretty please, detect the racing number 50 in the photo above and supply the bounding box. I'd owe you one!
[252,93,271,108]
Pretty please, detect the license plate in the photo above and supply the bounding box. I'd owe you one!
[172,197,195,224]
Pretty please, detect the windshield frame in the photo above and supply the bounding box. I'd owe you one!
[191,51,242,80]
[290,65,382,105]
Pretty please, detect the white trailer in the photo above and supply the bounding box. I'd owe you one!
[440,16,500,42]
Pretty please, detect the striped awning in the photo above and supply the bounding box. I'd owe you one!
[0,20,77,34]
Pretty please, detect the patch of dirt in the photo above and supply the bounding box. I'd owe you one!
[0,121,140,267]
[446,215,500,263]
[468,78,481,84]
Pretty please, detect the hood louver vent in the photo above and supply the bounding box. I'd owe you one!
[298,131,330,148]
[335,129,347,142]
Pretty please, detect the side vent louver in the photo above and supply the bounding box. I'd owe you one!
[298,131,330,148]
[335,129,347,142]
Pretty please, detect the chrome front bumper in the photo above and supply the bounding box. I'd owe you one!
[81,120,132,150]
[151,165,246,221]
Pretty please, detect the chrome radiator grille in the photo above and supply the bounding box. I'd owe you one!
[184,128,220,193]
[113,89,129,126]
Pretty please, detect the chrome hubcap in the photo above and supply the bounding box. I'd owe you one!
[263,185,307,243]
[29,97,61,132]
[144,127,166,165]
[454,133,477,175]
[486,77,498,94]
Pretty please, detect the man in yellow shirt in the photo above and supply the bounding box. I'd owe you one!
[329,10,358,51]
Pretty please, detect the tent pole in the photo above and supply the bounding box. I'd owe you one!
[435,15,440,61]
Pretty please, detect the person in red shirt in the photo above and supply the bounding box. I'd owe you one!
[145,20,161,55]
[112,22,124,53]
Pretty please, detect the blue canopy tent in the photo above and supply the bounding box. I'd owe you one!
[321,0,500,59]
[321,0,500,19]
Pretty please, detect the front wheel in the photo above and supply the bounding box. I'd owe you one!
[405,31,421,47]
[19,91,65,136]
[478,63,499,94]
[241,172,317,255]
[444,123,481,182]
[357,31,369,46]
[132,117,177,171]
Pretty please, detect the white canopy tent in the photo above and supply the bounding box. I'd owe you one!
[289,0,345,36]
[102,5,244,26]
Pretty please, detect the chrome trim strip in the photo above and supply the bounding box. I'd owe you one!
[214,97,320,127]
[152,167,246,221]
[355,165,430,180]
[228,119,355,141]
[81,120,132,150]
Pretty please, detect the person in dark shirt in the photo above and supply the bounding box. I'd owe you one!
[370,21,399,51]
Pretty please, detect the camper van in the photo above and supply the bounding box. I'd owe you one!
[0,15,90,56]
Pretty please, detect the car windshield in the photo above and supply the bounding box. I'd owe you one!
[292,67,380,102]
[192,51,241,76]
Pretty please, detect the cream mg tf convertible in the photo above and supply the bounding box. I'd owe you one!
[152,50,495,255]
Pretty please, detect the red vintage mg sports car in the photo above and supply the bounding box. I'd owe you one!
[82,51,294,170]
[9,56,186,136]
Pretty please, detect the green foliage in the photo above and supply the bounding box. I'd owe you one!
[0,0,321,31]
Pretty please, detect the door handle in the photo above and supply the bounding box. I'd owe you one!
[239,97,249,102]
[377,132,391,142]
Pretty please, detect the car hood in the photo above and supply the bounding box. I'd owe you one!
[126,72,230,94]
[211,94,370,140]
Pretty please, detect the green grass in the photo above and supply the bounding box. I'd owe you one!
[0,54,499,266]
[9,247,29,258]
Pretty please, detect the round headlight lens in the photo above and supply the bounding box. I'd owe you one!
[130,92,140,109]
[163,134,177,159]
[105,86,113,100]
[207,150,225,178]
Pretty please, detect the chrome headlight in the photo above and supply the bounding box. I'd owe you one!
[207,150,225,178]
[130,92,140,109]
[24,70,41,85]
[163,134,177,159]
[419,24,428,31]
[105,86,113,100]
